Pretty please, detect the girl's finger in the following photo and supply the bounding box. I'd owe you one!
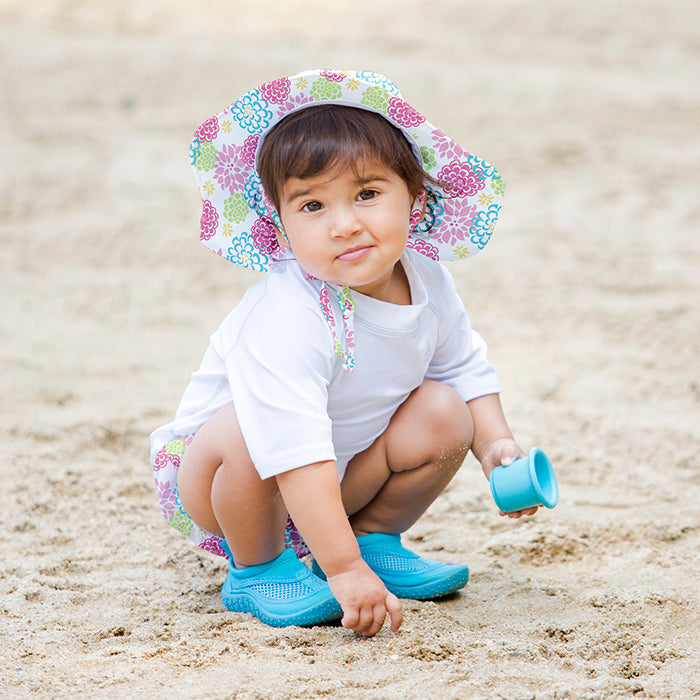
[341,607,360,631]
[354,606,375,634]
[385,592,403,633]
[362,604,387,638]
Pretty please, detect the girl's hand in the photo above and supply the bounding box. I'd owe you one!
[480,438,539,519]
[326,559,403,637]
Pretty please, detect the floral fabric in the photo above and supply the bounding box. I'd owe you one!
[190,69,505,273]
[152,434,310,560]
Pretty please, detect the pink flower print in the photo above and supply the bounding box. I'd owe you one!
[240,134,260,167]
[285,516,311,557]
[200,536,227,559]
[437,159,486,198]
[345,330,355,353]
[195,116,219,143]
[200,199,218,240]
[260,77,291,104]
[213,143,249,193]
[320,70,346,82]
[407,238,440,260]
[319,285,334,325]
[276,93,315,118]
[388,96,425,127]
[157,480,179,518]
[431,128,469,162]
[409,208,423,234]
[153,449,175,471]
[261,192,283,232]
[251,216,280,256]
[432,198,478,247]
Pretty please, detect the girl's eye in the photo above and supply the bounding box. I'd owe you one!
[358,189,378,201]
[302,201,323,213]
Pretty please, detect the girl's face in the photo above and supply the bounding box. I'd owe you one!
[277,159,414,303]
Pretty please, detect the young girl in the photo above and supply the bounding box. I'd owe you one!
[151,69,537,637]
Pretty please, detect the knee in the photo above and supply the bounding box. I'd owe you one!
[416,381,473,455]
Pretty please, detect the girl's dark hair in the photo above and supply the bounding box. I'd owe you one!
[257,105,436,210]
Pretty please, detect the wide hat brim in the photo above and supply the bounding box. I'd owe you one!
[190,69,505,272]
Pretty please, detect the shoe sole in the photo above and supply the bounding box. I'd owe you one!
[312,558,469,600]
[222,589,342,627]
[380,565,469,600]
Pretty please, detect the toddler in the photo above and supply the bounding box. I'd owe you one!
[151,69,537,637]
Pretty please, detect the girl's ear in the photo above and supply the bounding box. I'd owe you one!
[409,190,427,232]
[416,190,428,218]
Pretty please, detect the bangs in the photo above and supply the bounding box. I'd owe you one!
[258,105,429,210]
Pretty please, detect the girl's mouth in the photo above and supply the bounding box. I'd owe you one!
[337,246,371,262]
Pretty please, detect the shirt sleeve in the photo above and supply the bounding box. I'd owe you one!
[425,265,502,401]
[214,284,339,479]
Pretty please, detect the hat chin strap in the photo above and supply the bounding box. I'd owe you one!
[318,282,356,374]
[312,191,426,375]
[284,191,427,376]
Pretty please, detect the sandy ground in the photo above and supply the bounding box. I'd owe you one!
[1,1,699,698]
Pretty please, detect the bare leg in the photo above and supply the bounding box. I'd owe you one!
[341,381,474,536]
[177,382,471,566]
[176,404,287,567]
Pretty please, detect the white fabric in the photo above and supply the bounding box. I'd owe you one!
[150,248,501,480]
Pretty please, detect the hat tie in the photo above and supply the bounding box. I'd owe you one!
[319,283,355,373]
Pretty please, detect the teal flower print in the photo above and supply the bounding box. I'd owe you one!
[227,237,268,271]
[244,172,266,215]
[416,187,444,235]
[231,90,273,134]
[468,155,497,181]
[469,204,501,249]
[354,72,401,96]
[189,138,201,166]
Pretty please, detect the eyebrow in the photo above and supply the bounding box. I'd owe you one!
[284,185,315,204]
[284,174,392,204]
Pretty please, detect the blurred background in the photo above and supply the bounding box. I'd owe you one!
[1,1,698,697]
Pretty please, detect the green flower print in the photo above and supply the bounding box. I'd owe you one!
[223,193,249,223]
[361,86,390,113]
[194,142,217,171]
[168,510,194,536]
[420,146,437,171]
[490,176,506,196]
[310,77,342,101]
[165,439,186,456]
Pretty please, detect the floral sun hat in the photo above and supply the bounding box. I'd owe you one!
[190,69,505,371]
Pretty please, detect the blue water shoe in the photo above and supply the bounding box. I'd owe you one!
[222,547,342,627]
[314,533,469,600]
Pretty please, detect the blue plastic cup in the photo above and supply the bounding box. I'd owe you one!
[489,447,559,512]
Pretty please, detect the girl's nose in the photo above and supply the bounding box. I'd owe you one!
[329,205,362,239]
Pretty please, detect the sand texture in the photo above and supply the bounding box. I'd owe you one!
[1,1,699,698]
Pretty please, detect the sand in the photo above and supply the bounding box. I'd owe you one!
[1,1,699,698]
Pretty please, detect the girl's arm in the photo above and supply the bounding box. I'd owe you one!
[467,393,539,518]
[276,461,359,571]
[275,462,402,635]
